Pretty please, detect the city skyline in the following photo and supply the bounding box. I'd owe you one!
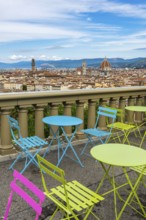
[0,0,146,63]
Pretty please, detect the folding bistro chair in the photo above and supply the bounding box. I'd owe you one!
[37,155,104,220]
[139,131,146,148]
[7,115,48,173]
[4,170,45,220]
[107,107,136,145]
[81,106,117,155]
[128,165,146,217]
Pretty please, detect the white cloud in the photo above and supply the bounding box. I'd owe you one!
[10,54,27,60]
[0,0,146,60]
[1,0,146,22]
[1,0,145,43]
[0,21,85,42]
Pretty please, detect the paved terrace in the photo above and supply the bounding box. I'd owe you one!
[0,132,146,220]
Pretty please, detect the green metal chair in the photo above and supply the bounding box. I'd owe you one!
[129,165,146,217]
[139,131,146,148]
[107,107,136,144]
[37,154,104,220]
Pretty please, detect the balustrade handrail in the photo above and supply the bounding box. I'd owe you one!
[0,86,146,155]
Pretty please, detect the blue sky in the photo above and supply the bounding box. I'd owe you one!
[0,0,146,62]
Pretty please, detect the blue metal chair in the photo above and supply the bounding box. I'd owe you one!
[7,115,48,173]
[81,106,117,155]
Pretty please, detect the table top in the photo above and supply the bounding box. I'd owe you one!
[125,106,146,112]
[90,144,146,167]
[42,115,83,126]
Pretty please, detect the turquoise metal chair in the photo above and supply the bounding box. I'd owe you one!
[81,106,117,155]
[7,115,48,173]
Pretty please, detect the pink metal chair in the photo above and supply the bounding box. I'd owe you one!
[4,170,45,220]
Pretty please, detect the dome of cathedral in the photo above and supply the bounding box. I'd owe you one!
[100,57,111,71]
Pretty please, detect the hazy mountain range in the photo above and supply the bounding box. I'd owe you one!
[0,57,146,70]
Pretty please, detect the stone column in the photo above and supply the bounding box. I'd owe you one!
[135,96,143,123]
[98,98,108,129]
[87,99,97,128]
[119,97,126,122]
[18,106,28,137]
[76,100,84,139]
[143,96,146,120]
[34,105,45,138]
[144,96,146,106]
[49,103,59,143]
[109,98,117,108]
[0,108,15,155]
[109,98,117,123]
[63,101,72,135]
[127,97,135,124]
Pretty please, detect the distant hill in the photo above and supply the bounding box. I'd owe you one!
[0,57,146,70]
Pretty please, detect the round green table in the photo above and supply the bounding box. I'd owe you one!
[125,106,146,112]
[91,143,146,167]
[90,143,146,219]
[125,106,146,141]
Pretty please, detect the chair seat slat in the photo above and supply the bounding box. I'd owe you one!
[69,181,104,201]
[57,185,91,208]
[82,128,110,137]
[51,188,82,211]
[108,122,135,130]
[45,192,72,214]
[130,165,146,175]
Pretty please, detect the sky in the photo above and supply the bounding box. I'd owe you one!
[0,0,146,62]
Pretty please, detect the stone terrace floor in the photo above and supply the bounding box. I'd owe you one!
[0,130,146,220]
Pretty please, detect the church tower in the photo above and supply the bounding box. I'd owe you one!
[31,58,36,72]
[82,60,87,75]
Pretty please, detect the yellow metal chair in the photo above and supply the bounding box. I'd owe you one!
[139,131,146,148]
[107,107,136,144]
[129,165,146,217]
[37,155,104,220]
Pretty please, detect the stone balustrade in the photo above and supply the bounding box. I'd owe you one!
[0,86,146,155]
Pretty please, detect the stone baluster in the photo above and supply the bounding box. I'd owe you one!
[76,100,84,139]
[109,97,117,123]
[119,97,126,122]
[34,105,45,138]
[144,96,146,106]
[49,103,59,143]
[98,98,108,129]
[135,96,143,123]
[143,96,146,120]
[87,99,97,128]
[63,101,73,135]
[18,106,28,137]
[127,97,135,124]
[0,108,14,155]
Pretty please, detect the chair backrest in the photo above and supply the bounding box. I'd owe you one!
[4,170,45,220]
[7,115,24,147]
[37,155,71,211]
[95,106,117,128]
[106,106,125,123]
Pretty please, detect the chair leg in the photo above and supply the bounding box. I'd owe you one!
[140,132,146,148]
[8,152,23,170]
[49,207,60,220]
[81,135,95,156]
[4,192,13,220]
[21,155,39,174]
